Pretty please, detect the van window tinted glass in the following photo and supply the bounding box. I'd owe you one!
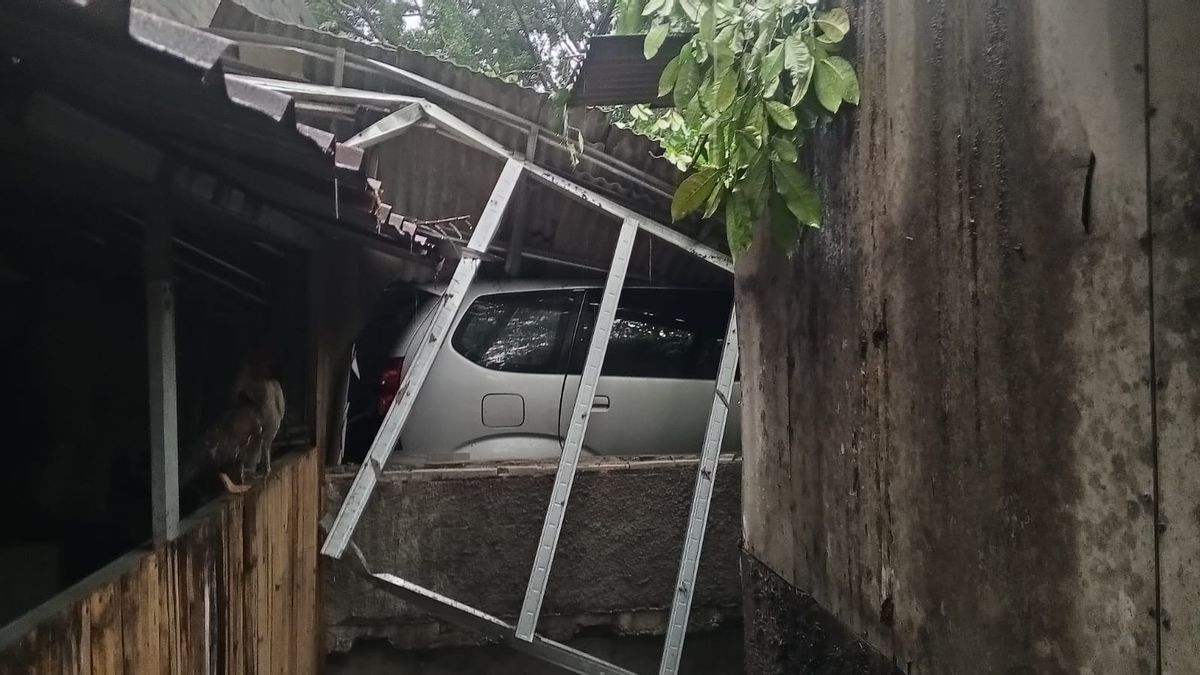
[452,291,578,374]
[570,289,733,379]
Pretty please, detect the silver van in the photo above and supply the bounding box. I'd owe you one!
[344,280,740,463]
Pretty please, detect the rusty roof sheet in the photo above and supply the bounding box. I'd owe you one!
[0,0,388,233]
[570,34,690,107]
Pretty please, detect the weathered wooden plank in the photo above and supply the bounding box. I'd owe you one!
[221,498,245,675]
[269,467,293,675]
[247,481,269,675]
[298,452,320,673]
[121,554,162,675]
[85,583,122,675]
[2,449,322,675]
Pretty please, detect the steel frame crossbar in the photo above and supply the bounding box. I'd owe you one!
[515,217,639,639]
[310,91,739,674]
[658,314,739,675]
[320,157,523,558]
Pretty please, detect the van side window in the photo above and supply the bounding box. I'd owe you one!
[452,291,578,374]
[570,289,733,379]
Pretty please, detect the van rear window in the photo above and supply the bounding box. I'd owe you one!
[570,289,733,380]
[451,291,578,374]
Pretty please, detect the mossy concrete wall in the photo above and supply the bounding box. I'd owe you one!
[738,0,1199,672]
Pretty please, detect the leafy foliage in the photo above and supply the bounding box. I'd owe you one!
[614,0,861,255]
[306,0,609,90]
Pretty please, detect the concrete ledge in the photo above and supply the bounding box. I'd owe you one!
[323,456,742,652]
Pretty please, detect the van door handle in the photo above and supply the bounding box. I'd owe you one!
[591,395,610,411]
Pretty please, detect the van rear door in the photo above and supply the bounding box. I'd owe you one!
[559,288,740,457]
[400,289,582,460]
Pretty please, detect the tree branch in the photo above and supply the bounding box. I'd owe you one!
[507,0,555,89]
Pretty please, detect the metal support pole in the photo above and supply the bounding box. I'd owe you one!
[658,313,740,675]
[332,46,346,87]
[321,158,524,558]
[515,218,639,640]
[504,123,539,277]
[145,210,180,543]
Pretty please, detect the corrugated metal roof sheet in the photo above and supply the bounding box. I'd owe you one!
[0,0,405,247]
[208,5,731,286]
[570,34,689,107]
[133,0,313,32]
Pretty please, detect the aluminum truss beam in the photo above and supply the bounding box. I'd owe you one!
[658,313,739,675]
[515,217,639,640]
[344,103,424,149]
[333,534,640,675]
[321,157,523,558]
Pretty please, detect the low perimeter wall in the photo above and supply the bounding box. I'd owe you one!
[323,456,742,652]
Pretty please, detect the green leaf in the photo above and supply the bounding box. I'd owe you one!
[703,180,726,218]
[771,159,808,196]
[715,25,735,47]
[698,71,718,112]
[823,55,859,104]
[714,0,735,20]
[716,68,738,112]
[679,0,700,21]
[768,194,801,257]
[658,54,682,96]
[764,100,797,130]
[672,168,721,220]
[644,23,670,59]
[673,45,701,108]
[741,154,770,204]
[751,8,779,61]
[814,59,843,113]
[760,44,784,97]
[699,6,715,42]
[642,0,666,17]
[616,0,646,33]
[773,162,821,227]
[770,136,798,162]
[784,35,815,106]
[815,8,850,43]
[725,194,753,254]
[713,42,735,76]
[735,131,762,168]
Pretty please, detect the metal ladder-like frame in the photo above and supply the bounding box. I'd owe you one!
[318,98,738,675]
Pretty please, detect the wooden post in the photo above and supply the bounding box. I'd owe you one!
[145,207,180,543]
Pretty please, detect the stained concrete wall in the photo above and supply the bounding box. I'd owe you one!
[738,0,1197,672]
[323,457,741,653]
[1148,0,1200,671]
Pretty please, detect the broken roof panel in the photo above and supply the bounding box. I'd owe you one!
[207,4,732,286]
[0,0,389,236]
[570,34,690,107]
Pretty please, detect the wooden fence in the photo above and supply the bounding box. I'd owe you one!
[0,448,321,675]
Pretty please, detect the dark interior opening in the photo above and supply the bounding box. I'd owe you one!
[0,184,312,627]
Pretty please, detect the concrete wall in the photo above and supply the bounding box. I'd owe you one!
[323,457,742,653]
[738,0,1197,672]
[1148,0,1200,671]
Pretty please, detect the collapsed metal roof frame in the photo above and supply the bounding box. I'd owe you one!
[315,88,738,675]
[209,27,680,204]
[235,74,733,273]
